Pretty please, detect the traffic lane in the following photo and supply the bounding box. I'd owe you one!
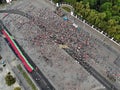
[36,68,55,90]
[30,71,46,90]
[34,71,52,90]
[30,71,52,90]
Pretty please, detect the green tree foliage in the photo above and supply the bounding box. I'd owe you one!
[111,16,120,24]
[108,0,119,5]
[82,0,97,9]
[0,0,6,4]
[74,1,85,16]
[97,0,109,5]
[52,0,61,3]
[64,0,76,5]
[76,0,81,2]
[104,10,112,20]
[112,5,120,15]
[5,73,16,86]
[14,87,21,90]
[100,2,112,11]
[95,12,106,29]
[86,9,97,24]
[108,19,118,26]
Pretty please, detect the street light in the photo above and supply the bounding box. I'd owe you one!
[80,15,83,20]
[92,25,94,28]
[51,0,52,3]
[71,11,73,16]
[0,55,2,60]
[83,20,85,29]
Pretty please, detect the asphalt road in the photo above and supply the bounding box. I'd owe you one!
[0,9,33,19]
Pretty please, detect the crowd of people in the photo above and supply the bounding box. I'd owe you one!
[27,8,99,60]
[28,7,120,83]
[3,5,120,85]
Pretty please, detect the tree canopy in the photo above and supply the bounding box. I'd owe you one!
[0,0,6,4]
[5,73,16,86]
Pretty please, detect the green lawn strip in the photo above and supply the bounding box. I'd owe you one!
[62,6,71,12]
[0,3,6,8]
[17,65,37,90]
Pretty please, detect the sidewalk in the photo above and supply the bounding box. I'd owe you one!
[0,37,21,90]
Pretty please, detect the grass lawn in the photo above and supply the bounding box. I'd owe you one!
[0,3,7,8]
[17,65,37,90]
[62,6,71,12]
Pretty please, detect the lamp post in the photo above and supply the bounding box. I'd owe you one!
[6,0,12,4]
[71,11,73,16]
[83,20,85,29]
[51,0,52,3]
[0,55,2,60]
[81,15,83,20]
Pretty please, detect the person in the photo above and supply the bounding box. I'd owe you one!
[35,67,38,71]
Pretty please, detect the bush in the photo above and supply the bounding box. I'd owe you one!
[5,73,16,86]
[14,87,21,90]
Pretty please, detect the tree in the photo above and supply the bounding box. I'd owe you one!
[97,0,110,6]
[97,21,107,30]
[83,0,97,8]
[0,0,6,4]
[100,2,112,11]
[108,0,119,5]
[83,2,91,18]
[14,87,21,90]
[108,19,118,26]
[64,0,76,5]
[112,5,120,15]
[104,10,112,20]
[52,0,60,3]
[113,25,120,41]
[5,73,16,86]
[74,1,85,16]
[98,12,106,20]
[86,10,97,24]
[111,16,120,24]
[94,12,106,26]
[76,0,82,2]
[75,1,84,12]
[107,26,117,35]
